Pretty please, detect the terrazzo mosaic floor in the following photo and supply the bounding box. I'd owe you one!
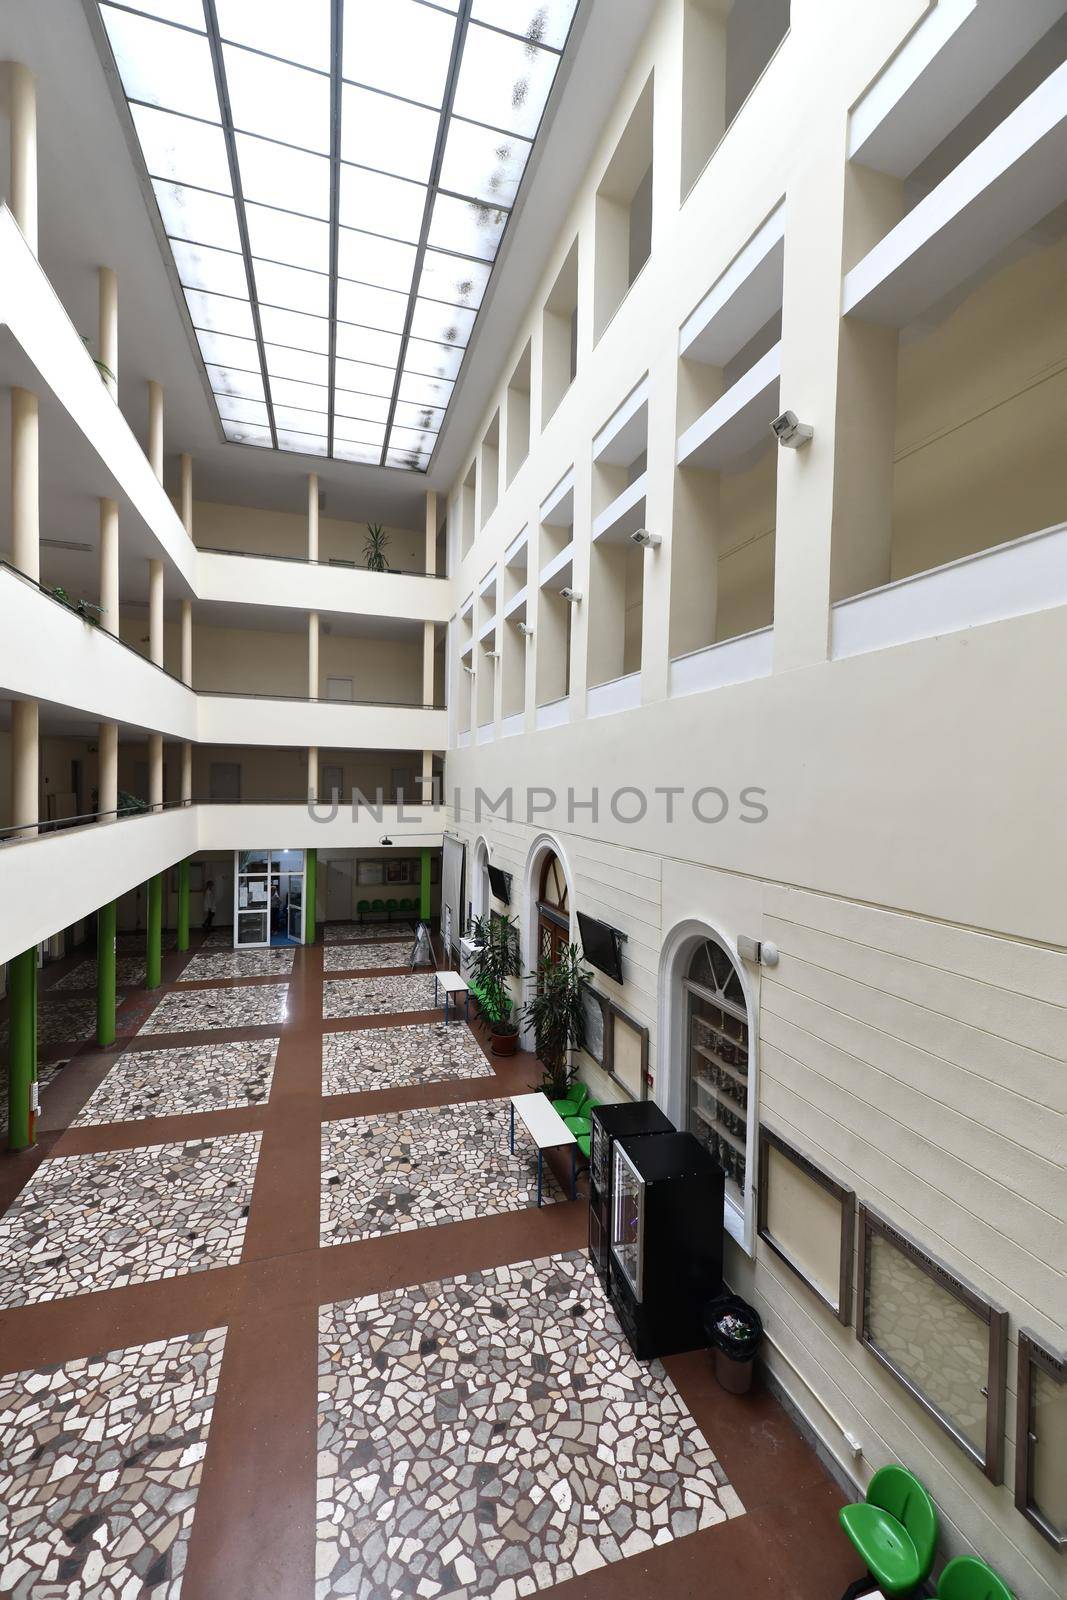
[73,1039,279,1126]
[0,996,124,1049]
[178,948,296,983]
[325,922,416,944]
[0,1133,261,1307]
[322,942,414,973]
[52,956,147,991]
[316,1251,742,1600]
[322,975,438,1019]
[322,1023,493,1097]
[139,983,290,1035]
[320,1098,560,1243]
[0,1326,226,1598]
[200,927,236,948]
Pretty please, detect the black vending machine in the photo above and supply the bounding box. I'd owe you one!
[588,1101,673,1289]
[608,1131,725,1359]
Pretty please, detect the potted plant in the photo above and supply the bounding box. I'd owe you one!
[521,943,591,1099]
[468,912,522,1053]
[363,523,390,572]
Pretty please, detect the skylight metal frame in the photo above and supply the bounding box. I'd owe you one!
[92,0,580,473]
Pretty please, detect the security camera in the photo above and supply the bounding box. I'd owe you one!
[630,528,661,548]
[462,663,475,676]
[771,410,813,448]
[517,621,533,637]
[484,649,500,660]
[559,587,583,602]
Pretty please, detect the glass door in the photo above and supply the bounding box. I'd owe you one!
[234,849,270,947]
[286,875,303,942]
[611,1143,645,1301]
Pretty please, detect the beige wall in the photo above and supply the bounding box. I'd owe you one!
[190,499,425,572]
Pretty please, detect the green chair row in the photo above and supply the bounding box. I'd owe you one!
[839,1465,1014,1599]
[550,1083,598,1156]
[356,897,418,922]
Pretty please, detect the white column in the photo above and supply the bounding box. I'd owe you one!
[148,559,164,667]
[424,489,437,575]
[99,497,119,635]
[98,267,118,401]
[9,64,38,256]
[149,733,164,811]
[180,599,192,685]
[98,721,118,817]
[308,611,319,697]
[180,452,193,535]
[421,750,435,808]
[11,700,39,837]
[148,380,164,481]
[307,472,319,560]
[11,386,39,582]
[181,740,193,805]
[307,746,319,800]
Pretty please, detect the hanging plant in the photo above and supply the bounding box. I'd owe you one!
[363,523,390,572]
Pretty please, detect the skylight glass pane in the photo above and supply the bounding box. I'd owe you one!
[410,298,475,348]
[454,23,558,138]
[333,417,387,447]
[440,117,530,209]
[386,447,432,471]
[336,279,407,335]
[254,259,329,317]
[236,134,330,218]
[391,423,438,452]
[184,287,255,338]
[259,305,329,353]
[418,249,490,309]
[102,7,219,120]
[398,371,454,408]
[277,429,328,456]
[339,84,438,184]
[171,239,248,298]
[224,46,330,153]
[406,335,465,380]
[334,389,391,424]
[119,0,204,25]
[223,420,272,447]
[268,376,329,410]
[246,203,329,272]
[154,180,241,249]
[394,397,446,432]
[265,345,328,384]
[334,440,382,465]
[334,322,402,366]
[428,191,507,262]
[196,328,260,369]
[471,0,578,50]
[206,362,264,399]
[215,393,270,427]
[334,358,396,398]
[132,103,232,192]
[215,0,330,70]
[338,166,426,243]
[337,228,416,294]
[341,1,457,107]
[273,404,328,433]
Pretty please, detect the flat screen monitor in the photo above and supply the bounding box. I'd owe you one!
[487,863,511,903]
[577,910,623,983]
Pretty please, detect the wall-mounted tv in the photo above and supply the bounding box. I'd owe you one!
[487,863,512,903]
[577,910,624,984]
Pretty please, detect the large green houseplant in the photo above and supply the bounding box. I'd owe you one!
[467,912,522,1054]
[522,943,590,1098]
[363,523,390,572]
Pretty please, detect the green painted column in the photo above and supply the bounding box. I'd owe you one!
[420,847,431,922]
[7,947,37,1151]
[146,872,163,989]
[97,900,117,1048]
[177,858,190,952]
[304,848,317,945]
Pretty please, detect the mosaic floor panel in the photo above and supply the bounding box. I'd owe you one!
[178,948,296,983]
[73,1039,279,1126]
[322,975,438,1020]
[139,983,290,1035]
[52,957,147,992]
[200,927,236,949]
[0,1327,226,1598]
[323,942,413,973]
[116,932,175,954]
[316,1251,742,1600]
[0,1132,261,1307]
[320,1099,559,1243]
[325,922,415,945]
[322,1023,492,1097]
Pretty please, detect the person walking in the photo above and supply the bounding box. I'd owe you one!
[202,878,217,931]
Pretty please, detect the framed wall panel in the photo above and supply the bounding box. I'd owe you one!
[857,1206,1008,1482]
[581,988,649,1099]
[1015,1330,1066,1549]
[757,1127,854,1323]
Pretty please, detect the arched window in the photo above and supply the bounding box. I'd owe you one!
[537,851,569,966]
[683,937,750,1213]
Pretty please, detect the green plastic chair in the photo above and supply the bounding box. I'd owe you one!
[371,898,386,920]
[938,1556,1014,1600]
[564,1114,591,1136]
[385,897,399,920]
[357,899,370,922]
[576,1132,590,1161]
[398,897,415,917]
[552,1083,590,1120]
[838,1465,938,1598]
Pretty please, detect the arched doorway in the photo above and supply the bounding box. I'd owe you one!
[470,837,490,925]
[682,936,751,1218]
[536,850,570,966]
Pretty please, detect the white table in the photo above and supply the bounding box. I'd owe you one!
[433,969,469,1022]
[509,1091,578,1206]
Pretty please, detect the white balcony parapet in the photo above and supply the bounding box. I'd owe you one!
[832,522,1067,659]
[477,722,494,745]
[541,468,575,527]
[844,60,1067,327]
[536,696,571,730]
[501,712,525,738]
[593,378,649,466]
[196,549,452,624]
[669,626,774,699]
[676,344,781,470]
[539,542,575,592]
[593,475,648,545]
[477,613,497,643]
[457,728,472,748]
[587,672,641,719]
[505,527,529,569]
[479,565,498,598]
[197,695,446,752]
[504,585,528,620]
[680,202,785,367]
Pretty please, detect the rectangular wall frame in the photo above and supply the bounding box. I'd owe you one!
[757,1126,854,1324]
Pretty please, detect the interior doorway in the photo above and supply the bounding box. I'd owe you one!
[233,848,305,947]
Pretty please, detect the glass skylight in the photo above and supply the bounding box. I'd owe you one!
[98,0,580,471]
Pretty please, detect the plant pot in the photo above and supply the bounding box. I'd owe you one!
[713,1347,755,1395]
[490,1028,519,1056]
